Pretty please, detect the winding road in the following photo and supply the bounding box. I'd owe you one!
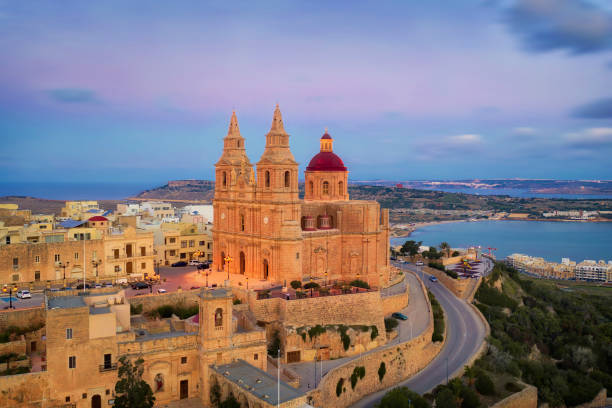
[351,259,491,407]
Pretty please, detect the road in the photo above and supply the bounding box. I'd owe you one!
[351,260,490,407]
[287,271,430,393]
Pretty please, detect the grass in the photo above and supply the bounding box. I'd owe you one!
[519,275,612,297]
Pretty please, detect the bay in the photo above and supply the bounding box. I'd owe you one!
[390,220,612,263]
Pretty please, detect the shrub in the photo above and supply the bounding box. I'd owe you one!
[355,366,365,379]
[384,317,398,332]
[460,386,481,408]
[435,388,456,408]
[156,305,175,318]
[445,269,458,279]
[267,330,281,358]
[336,378,344,397]
[428,261,445,271]
[370,325,379,340]
[475,371,495,396]
[232,298,242,305]
[377,387,430,408]
[429,291,445,342]
[290,280,302,289]
[452,251,460,257]
[308,325,326,340]
[350,372,358,389]
[130,303,143,315]
[505,382,522,393]
[349,279,370,289]
[338,325,351,350]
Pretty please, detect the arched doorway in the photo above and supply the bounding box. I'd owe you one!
[91,395,101,408]
[239,252,245,275]
[263,259,269,280]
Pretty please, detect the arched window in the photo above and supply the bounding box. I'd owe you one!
[265,171,270,188]
[309,181,314,196]
[222,172,227,187]
[339,181,344,196]
[214,308,223,327]
[322,181,329,195]
[284,171,290,188]
[239,252,245,275]
[240,214,245,231]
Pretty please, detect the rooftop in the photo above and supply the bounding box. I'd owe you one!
[211,360,306,405]
[48,296,86,309]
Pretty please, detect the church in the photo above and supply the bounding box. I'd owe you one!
[212,106,390,287]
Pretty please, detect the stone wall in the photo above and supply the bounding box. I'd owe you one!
[489,383,538,408]
[381,290,409,315]
[308,275,443,408]
[426,266,471,298]
[0,371,58,407]
[0,306,45,330]
[574,388,608,408]
[127,289,200,313]
[0,334,26,356]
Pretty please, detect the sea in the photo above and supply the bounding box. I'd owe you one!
[0,182,160,200]
[390,220,612,263]
[409,187,612,200]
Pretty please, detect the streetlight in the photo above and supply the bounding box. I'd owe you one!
[309,277,314,297]
[59,261,69,284]
[246,276,249,290]
[224,255,233,281]
[91,259,101,283]
[3,286,16,309]
[324,271,327,287]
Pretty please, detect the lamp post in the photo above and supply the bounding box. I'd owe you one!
[309,277,314,297]
[3,286,16,309]
[91,259,100,283]
[206,271,209,288]
[59,261,69,285]
[324,271,327,288]
[224,255,233,281]
[246,276,249,290]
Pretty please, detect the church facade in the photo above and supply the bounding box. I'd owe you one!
[212,106,390,287]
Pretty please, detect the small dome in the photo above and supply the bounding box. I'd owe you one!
[306,151,347,172]
[321,132,332,140]
[88,216,108,222]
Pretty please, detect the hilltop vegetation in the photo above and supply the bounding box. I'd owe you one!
[473,263,611,406]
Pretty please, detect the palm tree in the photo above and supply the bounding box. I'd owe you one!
[439,242,451,258]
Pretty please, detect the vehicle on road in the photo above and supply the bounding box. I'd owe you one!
[16,290,31,299]
[103,282,113,288]
[157,288,167,293]
[429,276,438,282]
[392,312,408,320]
[131,282,150,290]
[76,283,91,289]
[197,263,210,270]
[94,284,102,289]
[415,261,424,266]
[171,261,188,267]
[188,260,202,266]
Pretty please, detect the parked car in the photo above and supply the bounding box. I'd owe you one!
[197,263,210,270]
[429,276,438,282]
[103,282,113,288]
[50,288,60,292]
[190,286,200,290]
[75,283,91,289]
[16,290,31,299]
[157,288,167,293]
[171,261,188,267]
[415,261,424,266]
[392,312,408,320]
[131,282,150,290]
[188,260,202,266]
[94,284,102,289]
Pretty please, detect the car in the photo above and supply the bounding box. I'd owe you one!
[392,312,408,320]
[415,261,424,266]
[171,261,188,267]
[190,286,200,290]
[75,283,91,289]
[390,256,397,261]
[50,288,60,292]
[94,284,102,289]
[197,263,210,270]
[188,260,202,266]
[103,282,113,288]
[131,282,150,290]
[157,288,167,293]
[16,290,31,299]
[429,276,438,282]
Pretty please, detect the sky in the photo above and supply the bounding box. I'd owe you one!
[1,0,612,185]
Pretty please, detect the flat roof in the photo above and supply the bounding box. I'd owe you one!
[89,306,111,315]
[200,288,231,299]
[135,331,196,342]
[48,296,86,309]
[211,360,305,405]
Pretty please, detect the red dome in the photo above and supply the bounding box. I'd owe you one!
[306,151,347,172]
[88,216,108,222]
[321,133,332,140]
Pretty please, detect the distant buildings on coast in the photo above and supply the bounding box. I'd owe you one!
[506,253,612,282]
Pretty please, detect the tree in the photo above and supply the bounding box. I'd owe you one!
[463,365,477,387]
[439,242,451,258]
[377,387,430,408]
[475,371,495,396]
[400,240,421,261]
[114,356,155,408]
[435,388,457,408]
[219,394,241,408]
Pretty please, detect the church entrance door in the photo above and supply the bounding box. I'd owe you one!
[91,395,101,408]
[263,259,269,280]
[239,252,245,275]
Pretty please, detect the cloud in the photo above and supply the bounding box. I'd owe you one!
[513,126,536,135]
[572,97,612,118]
[416,133,484,159]
[45,88,100,104]
[565,127,612,148]
[503,0,612,54]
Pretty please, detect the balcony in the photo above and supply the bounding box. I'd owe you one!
[107,253,151,261]
[99,363,118,372]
